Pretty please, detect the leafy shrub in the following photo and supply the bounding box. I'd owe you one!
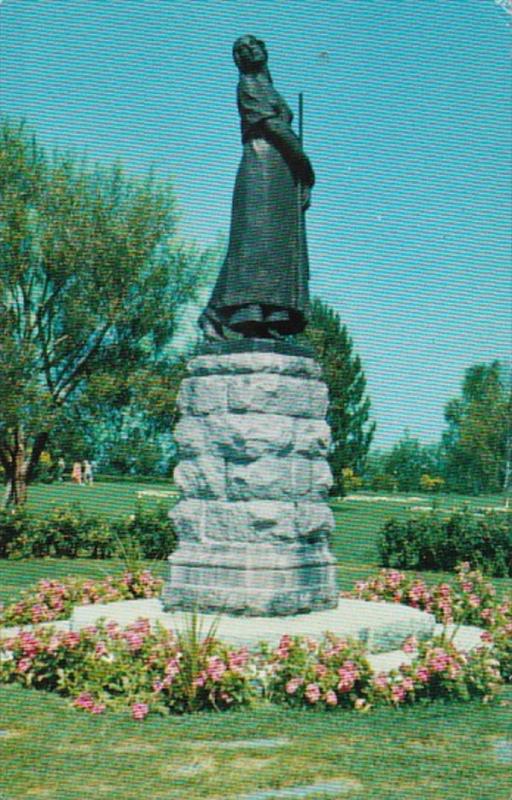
[0,570,163,626]
[378,508,511,577]
[0,623,502,719]
[347,563,512,682]
[112,502,177,560]
[0,619,255,718]
[0,503,176,561]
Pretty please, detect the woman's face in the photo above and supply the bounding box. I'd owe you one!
[234,36,267,72]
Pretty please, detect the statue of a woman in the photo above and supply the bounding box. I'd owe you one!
[199,35,315,340]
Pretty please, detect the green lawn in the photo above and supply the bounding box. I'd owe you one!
[1,683,510,800]
[1,483,511,799]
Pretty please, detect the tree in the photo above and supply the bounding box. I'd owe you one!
[442,360,512,495]
[364,436,444,493]
[301,297,375,494]
[0,118,202,505]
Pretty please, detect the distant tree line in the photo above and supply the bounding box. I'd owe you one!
[364,360,511,497]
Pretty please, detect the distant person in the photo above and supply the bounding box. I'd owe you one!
[71,461,82,485]
[56,457,66,483]
[83,460,93,486]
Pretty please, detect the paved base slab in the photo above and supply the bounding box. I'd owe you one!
[70,596,436,654]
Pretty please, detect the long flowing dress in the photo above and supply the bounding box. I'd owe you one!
[201,73,312,337]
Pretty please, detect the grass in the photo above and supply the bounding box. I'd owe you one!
[1,683,510,799]
[1,482,511,799]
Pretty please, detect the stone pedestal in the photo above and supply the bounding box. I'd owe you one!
[162,343,339,616]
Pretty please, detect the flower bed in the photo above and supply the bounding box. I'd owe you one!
[0,622,502,720]
[0,561,509,719]
[0,570,163,627]
[346,562,511,680]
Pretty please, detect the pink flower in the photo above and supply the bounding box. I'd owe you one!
[480,631,493,644]
[391,684,406,704]
[62,632,81,649]
[73,692,95,710]
[123,632,144,652]
[285,678,303,695]
[206,656,227,682]
[468,594,481,608]
[152,679,164,693]
[415,666,430,683]
[131,702,149,721]
[402,636,418,654]
[428,648,450,673]
[401,677,414,692]
[304,683,321,704]
[228,648,249,672]
[16,657,32,674]
[314,663,328,678]
[275,635,292,659]
[95,641,108,658]
[324,689,338,706]
[165,658,180,679]
[373,672,389,690]
[91,704,106,715]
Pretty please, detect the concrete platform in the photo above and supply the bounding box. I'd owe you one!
[1,598,486,676]
[69,597,436,653]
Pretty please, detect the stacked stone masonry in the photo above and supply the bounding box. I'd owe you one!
[163,351,339,616]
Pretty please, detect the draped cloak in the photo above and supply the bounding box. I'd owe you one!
[203,73,310,335]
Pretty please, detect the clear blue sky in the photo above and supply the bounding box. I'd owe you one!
[2,0,511,447]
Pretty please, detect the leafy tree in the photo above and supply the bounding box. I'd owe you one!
[365,436,445,493]
[442,360,512,495]
[301,297,375,494]
[0,118,202,504]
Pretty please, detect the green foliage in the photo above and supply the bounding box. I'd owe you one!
[0,503,177,561]
[365,434,445,493]
[0,117,201,504]
[301,297,375,495]
[442,361,512,494]
[0,570,163,627]
[348,562,512,682]
[112,502,177,560]
[378,508,512,576]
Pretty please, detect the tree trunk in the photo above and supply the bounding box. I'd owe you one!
[3,429,29,507]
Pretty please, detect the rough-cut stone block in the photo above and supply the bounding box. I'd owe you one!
[293,419,331,458]
[170,499,205,542]
[204,500,297,542]
[178,376,227,415]
[188,352,322,379]
[228,374,327,418]
[295,502,335,542]
[173,417,206,457]
[165,349,339,616]
[227,456,316,501]
[311,459,334,497]
[173,456,225,498]
[206,413,295,461]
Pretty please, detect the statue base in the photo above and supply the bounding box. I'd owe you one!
[162,347,339,616]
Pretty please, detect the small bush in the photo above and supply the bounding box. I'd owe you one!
[378,508,512,577]
[0,504,177,561]
[112,502,177,560]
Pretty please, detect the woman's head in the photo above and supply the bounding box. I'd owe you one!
[233,35,268,74]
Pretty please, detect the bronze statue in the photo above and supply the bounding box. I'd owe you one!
[200,35,315,340]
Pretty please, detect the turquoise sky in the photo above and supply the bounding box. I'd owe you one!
[1,0,510,447]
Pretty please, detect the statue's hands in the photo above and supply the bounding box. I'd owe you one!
[301,184,311,211]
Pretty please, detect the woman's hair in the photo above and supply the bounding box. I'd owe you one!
[233,35,272,82]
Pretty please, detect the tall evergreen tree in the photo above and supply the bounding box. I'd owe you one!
[0,118,203,505]
[302,297,375,494]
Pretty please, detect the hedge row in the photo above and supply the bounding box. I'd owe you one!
[378,508,511,577]
[0,503,177,560]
